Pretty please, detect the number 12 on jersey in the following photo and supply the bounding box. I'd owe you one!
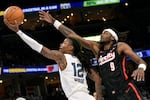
[72,63,83,77]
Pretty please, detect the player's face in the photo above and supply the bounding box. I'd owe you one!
[59,38,73,53]
[100,31,113,43]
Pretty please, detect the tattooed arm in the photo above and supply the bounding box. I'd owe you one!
[41,47,67,70]
[39,10,99,56]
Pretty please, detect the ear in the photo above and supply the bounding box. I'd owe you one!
[69,45,74,51]
[111,35,115,41]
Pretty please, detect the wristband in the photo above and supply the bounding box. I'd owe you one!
[138,64,146,71]
[53,20,62,30]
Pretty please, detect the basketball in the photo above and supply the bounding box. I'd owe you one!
[3,6,24,25]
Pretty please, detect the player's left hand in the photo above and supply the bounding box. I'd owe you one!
[39,10,55,24]
[131,68,145,81]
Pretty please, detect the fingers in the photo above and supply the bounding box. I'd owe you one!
[39,11,46,20]
[39,10,44,14]
[38,10,54,23]
[3,18,9,25]
[46,11,49,13]
[3,18,16,26]
[136,72,142,81]
[3,19,12,28]
[40,10,49,14]
[131,69,145,81]
[131,72,136,80]
[39,10,47,16]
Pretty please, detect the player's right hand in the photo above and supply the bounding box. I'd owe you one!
[131,68,145,81]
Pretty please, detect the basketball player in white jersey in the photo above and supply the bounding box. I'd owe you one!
[4,19,102,100]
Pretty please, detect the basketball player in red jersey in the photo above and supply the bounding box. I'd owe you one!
[39,10,147,100]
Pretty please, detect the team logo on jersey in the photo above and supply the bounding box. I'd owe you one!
[98,52,115,65]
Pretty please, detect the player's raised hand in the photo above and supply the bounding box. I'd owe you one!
[3,19,19,32]
[39,10,55,24]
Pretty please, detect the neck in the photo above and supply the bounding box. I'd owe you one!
[63,51,74,55]
[103,42,114,50]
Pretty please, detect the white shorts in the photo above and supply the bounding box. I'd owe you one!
[68,91,95,100]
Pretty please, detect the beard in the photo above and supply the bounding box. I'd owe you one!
[100,40,116,47]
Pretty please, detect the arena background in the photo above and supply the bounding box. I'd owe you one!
[0,0,150,100]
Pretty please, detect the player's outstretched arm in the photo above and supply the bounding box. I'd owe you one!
[39,11,99,52]
[3,19,66,70]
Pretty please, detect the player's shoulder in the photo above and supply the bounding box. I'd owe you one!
[117,42,130,53]
[117,42,128,47]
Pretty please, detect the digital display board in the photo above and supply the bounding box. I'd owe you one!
[0,0,126,15]
[83,0,120,7]
[1,49,149,74]
[1,64,58,74]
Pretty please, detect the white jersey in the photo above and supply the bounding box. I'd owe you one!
[59,54,95,100]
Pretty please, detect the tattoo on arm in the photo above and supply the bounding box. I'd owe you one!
[41,47,60,61]
[59,25,73,37]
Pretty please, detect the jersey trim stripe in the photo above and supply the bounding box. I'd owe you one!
[128,82,142,100]
[122,56,128,80]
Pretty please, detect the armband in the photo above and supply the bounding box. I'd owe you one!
[53,20,62,30]
[138,64,146,71]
